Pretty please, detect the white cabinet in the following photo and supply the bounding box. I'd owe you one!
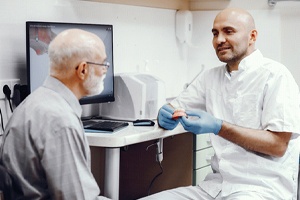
[193,134,214,185]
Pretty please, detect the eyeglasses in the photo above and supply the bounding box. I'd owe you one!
[86,61,110,70]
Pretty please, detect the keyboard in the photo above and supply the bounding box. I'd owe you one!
[82,119,129,132]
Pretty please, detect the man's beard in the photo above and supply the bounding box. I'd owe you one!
[83,68,105,96]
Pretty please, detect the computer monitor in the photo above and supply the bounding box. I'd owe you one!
[26,21,115,105]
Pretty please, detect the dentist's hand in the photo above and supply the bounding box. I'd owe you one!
[157,104,179,130]
[179,110,222,135]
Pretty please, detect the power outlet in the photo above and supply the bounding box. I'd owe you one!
[10,79,21,99]
[0,79,20,100]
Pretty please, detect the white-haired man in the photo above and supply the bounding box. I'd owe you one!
[0,29,110,200]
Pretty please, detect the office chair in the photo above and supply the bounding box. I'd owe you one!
[0,165,23,200]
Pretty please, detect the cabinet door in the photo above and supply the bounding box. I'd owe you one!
[194,134,212,150]
[119,133,193,200]
[194,147,215,169]
[193,166,213,185]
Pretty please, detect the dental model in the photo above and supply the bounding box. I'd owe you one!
[172,108,187,119]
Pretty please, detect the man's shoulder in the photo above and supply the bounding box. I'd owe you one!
[260,57,293,78]
[13,87,76,127]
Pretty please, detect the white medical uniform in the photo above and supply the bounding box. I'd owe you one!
[144,50,300,199]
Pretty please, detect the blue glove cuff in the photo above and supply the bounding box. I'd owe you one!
[214,119,223,135]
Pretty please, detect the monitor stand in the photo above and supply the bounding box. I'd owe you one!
[81,104,100,120]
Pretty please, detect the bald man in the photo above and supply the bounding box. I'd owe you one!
[0,29,110,199]
[144,8,300,200]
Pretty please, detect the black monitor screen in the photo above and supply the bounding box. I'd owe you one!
[26,21,114,105]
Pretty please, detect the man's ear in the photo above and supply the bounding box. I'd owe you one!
[249,29,258,44]
[76,62,88,80]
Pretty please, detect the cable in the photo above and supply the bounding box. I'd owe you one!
[146,138,164,196]
[0,108,4,133]
[147,161,163,196]
[8,98,13,113]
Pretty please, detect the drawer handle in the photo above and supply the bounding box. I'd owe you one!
[206,155,212,163]
[206,140,211,145]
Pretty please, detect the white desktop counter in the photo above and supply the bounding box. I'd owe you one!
[85,122,187,200]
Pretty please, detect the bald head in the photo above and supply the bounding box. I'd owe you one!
[214,8,256,32]
[48,29,106,77]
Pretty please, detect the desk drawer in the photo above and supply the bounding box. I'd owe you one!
[194,147,214,169]
[193,166,213,185]
[194,134,212,150]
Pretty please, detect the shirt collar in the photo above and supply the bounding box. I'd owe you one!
[238,49,263,71]
[42,76,82,118]
[224,49,263,80]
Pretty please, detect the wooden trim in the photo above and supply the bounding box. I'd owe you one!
[80,0,190,10]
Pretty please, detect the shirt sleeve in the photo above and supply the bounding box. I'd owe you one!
[41,127,101,200]
[262,66,300,133]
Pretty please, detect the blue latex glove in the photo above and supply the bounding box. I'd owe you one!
[157,104,179,130]
[179,110,222,135]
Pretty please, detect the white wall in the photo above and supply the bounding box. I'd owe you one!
[0,0,189,129]
[278,3,300,86]
[0,0,188,93]
[187,1,300,89]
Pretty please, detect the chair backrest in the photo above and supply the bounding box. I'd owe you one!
[0,191,4,200]
[0,165,23,200]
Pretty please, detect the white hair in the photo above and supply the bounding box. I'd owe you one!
[48,30,101,78]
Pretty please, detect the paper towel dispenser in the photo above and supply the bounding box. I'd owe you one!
[99,73,166,121]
